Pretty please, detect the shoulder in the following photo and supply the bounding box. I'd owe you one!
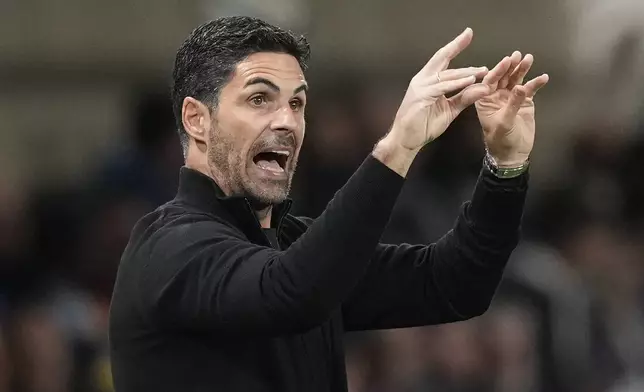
[116,201,247,299]
[123,201,243,266]
[152,201,246,250]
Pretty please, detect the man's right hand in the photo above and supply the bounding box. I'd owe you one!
[374,28,513,177]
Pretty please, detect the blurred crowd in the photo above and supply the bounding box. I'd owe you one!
[0,70,643,392]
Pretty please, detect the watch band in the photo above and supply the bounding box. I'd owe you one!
[483,151,529,179]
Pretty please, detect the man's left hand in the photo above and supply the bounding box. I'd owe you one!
[475,51,549,167]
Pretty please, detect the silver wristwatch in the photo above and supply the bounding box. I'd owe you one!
[483,151,529,179]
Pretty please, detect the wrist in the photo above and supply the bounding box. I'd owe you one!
[485,146,530,168]
[484,150,529,178]
[372,133,419,178]
[493,157,529,168]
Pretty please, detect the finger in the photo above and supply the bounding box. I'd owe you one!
[424,66,488,85]
[430,75,477,96]
[482,56,512,86]
[423,27,474,73]
[499,51,522,89]
[500,85,527,124]
[507,54,534,89]
[449,83,493,112]
[523,74,549,97]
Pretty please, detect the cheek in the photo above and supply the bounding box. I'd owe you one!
[296,118,306,144]
[291,126,305,161]
[226,111,263,159]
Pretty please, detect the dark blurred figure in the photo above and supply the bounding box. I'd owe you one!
[1,87,181,392]
[380,106,484,245]
[0,178,35,311]
[96,87,183,206]
[0,175,72,392]
[499,118,644,392]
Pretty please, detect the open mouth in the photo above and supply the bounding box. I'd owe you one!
[252,150,290,174]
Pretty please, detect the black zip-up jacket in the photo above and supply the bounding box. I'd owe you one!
[109,154,528,392]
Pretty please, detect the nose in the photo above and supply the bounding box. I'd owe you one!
[270,105,299,132]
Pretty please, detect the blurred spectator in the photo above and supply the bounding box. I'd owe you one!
[95,88,183,207]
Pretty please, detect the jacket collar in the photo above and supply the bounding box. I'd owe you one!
[174,166,293,238]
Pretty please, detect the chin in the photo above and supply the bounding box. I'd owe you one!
[242,163,293,206]
[244,180,291,207]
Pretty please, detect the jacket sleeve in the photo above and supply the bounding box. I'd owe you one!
[341,168,529,331]
[141,155,404,335]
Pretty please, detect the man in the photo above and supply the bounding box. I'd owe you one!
[109,16,548,392]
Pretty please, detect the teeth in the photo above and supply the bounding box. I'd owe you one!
[270,150,290,156]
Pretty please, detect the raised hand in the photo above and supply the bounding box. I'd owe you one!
[388,28,493,152]
[475,51,549,167]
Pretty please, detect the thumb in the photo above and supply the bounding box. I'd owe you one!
[500,86,526,124]
[448,83,492,113]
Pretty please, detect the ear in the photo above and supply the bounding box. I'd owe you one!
[181,97,211,144]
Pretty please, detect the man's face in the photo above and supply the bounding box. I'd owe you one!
[208,52,307,206]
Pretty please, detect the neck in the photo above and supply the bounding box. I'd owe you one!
[185,153,218,185]
[255,206,272,228]
[185,150,274,228]
[185,150,233,195]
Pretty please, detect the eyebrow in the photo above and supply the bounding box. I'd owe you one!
[244,77,308,95]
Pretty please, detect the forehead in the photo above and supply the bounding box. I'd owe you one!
[230,52,306,89]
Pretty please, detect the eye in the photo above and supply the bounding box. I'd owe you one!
[249,94,267,107]
[289,98,304,111]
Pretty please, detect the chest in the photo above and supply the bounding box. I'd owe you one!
[204,311,348,392]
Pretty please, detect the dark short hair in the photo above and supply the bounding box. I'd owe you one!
[171,16,311,154]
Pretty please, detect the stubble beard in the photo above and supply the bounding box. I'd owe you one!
[207,125,295,206]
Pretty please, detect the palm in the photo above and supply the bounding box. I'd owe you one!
[403,92,488,149]
[394,85,483,150]
[424,96,460,143]
[390,28,502,152]
[475,89,535,156]
[473,51,549,165]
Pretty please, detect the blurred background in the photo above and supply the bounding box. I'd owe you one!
[1,0,644,391]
